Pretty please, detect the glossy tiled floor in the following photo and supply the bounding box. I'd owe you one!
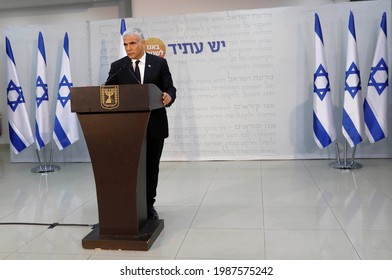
[1,147,392,260]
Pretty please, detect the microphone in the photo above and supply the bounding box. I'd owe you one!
[102,66,124,86]
[128,66,141,84]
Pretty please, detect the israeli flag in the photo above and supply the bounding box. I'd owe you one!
[364,12,389,143]
[53,32,79,150]
[119,18,127,58]
[342,11,364,147]
[313,14,336,148]
[35,32,51,150]
[5,37,35,154]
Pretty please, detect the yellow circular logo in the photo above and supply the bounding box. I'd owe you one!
[145,38,166,58]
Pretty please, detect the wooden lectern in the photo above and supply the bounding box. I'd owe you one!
[70,84,164,251]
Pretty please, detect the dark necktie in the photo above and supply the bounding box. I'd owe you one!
[134,60,141,83]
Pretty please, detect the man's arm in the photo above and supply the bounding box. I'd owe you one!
[159,59,176,107]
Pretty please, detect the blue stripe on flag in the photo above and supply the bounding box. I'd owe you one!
[63,33,70,58]
[35,121,45,149]
[381,12,387,36]
[315,13,324,44]
[348,11,356,39]
[313,112,332,148]
[54,116,72,149]
[5,37,16,64]
[9,123,27,153]
[342,109,362,145]
[364,99,385,142]
[38,32,47,63]
[120,18,126,35]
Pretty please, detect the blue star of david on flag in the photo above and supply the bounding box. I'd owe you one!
[36,76,49,108]
[313,13,336,149]
[57,75,73,107]
[314,64,330,101]
[35,31,51,150]
[345,62,361,98]
[7,80,25,112]
[368,58,388,95]
[53,32,79,150]
[364,12,388,143]
[342,11,364,148]
[5,36,35,154]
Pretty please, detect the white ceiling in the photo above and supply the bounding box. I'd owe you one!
[0,0,114,10]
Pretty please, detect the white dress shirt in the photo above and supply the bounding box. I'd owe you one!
[131,53,146,84]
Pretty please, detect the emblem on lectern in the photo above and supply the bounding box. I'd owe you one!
[100,85,119,110]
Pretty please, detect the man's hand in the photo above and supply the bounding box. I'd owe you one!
[162,92,172,106]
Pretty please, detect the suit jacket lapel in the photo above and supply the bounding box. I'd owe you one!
[143,54,152,84]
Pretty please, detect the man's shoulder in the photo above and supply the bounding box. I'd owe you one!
[111,56,129,67]
[146,52,166,64]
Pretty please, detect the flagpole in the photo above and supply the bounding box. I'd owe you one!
[330,12,363,171]
[31,149,44,173]
[351,145,357,166]
[48,141,60,172]
[349,143,362,169]
[31,31,60,174]
[330,141,362,170]
[335,142,341,166]
[31,144,60,173]
[43,145,48,166]
[49,142,60,173]
[330,142,342,169]
[49,141,53,170]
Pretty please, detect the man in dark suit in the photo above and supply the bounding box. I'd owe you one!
[105,28,176,220]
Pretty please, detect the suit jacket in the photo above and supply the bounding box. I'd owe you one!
[106,53,176,139]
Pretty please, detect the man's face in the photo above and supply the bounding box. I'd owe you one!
[123,34,145,59]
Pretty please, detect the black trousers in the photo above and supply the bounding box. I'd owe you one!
[146,134,164,207]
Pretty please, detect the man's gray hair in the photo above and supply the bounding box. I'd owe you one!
[123,28,144,40]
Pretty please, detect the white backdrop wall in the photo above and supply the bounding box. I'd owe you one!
[0,1,131,26]
[130,0,340,18]
[1,0,391,162]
